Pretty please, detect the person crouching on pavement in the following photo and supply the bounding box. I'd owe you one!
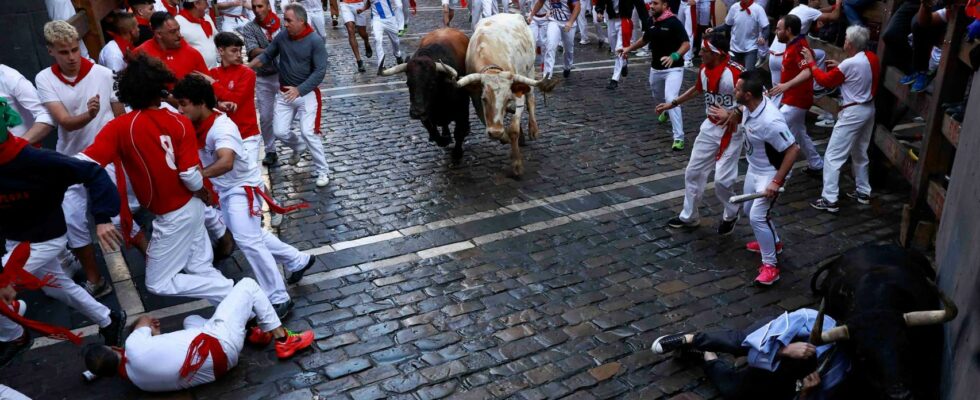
[652,308,850,399]
[82,278,314,392]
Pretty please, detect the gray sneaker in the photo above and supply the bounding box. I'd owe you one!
[846,191,871,205]
[85,278,113,298]
[273,300,294,320]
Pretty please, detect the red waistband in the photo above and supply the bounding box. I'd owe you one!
[839,99,873,110]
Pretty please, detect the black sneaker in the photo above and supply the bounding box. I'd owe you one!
[0,331,33,368]
[273,300,294,320]
[651,333,691,354]
[287,255,316,285]
[332,15,339,28]
[802,166,823,179]
[365,47,373,59]
[846,191,871,205]
[810,198,840,213]
[357,60,366,73]
[563,68,571,78]
[100,309,127,347]
[262,151,278,166]
[621,63,629,77]
[667,216,699,229]
[718,214,739,236]
[606,80,619,90]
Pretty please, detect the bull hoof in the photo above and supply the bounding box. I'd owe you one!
[451,146,463,160]
[529,125,539,140]
[435,136,452,147]
[511,161,524,177]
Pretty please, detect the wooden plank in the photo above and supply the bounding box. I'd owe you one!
[874,125,917,184]
[927,180,946,220]
[882,66,933,118]
[814,95,840,115]
[942,113,961,148]
[809,40,847,64]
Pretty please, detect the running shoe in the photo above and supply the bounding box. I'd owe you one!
[262,151,278,166]
[899,72,919,86]
[659,113,669,123]
[357,60,366,73]
[275,329,315,359]
[667,216,699,228]
[810,198,840,213]
[247,326,273,346]
[606,80,619,90]
[287,255,317,285]
[365,47,373,59]
[754,264,781,285]
[717,214,739,236]
[99,309,127,347]
[746,241,784,254]
[802,166,823,178]
[846,191,871,205]
[84,277,113,299]
[652,333,691,354]
[671,139,684,151]
[911,72,932,93]
[0,331,32,368]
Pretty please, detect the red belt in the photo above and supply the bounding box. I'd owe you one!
[839,99,872,110]
[179,333,228,382]
[279,86,323,135]
[716,123,736,161]
[244,186,310,217]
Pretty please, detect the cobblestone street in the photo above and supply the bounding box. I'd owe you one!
[1,3,908,399]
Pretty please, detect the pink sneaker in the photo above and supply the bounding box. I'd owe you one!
[754,264,781,285]
[746,241,784,254]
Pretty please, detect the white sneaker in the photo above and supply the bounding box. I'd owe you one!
[636,49,650,57]
[315,174,329,187]
[13,300,26,316]
[579,39,590,45]
[815,119,836,128]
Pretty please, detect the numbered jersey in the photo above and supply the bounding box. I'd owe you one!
[547,0,578,22]
[82,108,200,215]
[696,60,742,124]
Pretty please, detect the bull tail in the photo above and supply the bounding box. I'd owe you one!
[809,255,842,296]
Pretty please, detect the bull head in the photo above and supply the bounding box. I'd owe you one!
[381,56,460,120]
[455,71,556,139]
[809,290,958,345]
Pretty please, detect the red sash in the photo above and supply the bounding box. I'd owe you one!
[178,333,228,381]
[244,186,309,217]
[0,242,82,344]
[179,9,213,38]
[279,87,323,135]
[51,58,94,87]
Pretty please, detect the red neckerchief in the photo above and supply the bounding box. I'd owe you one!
[195,111,220,150]
[135,16,150,27]
[51,57,94,87]
[117,349,129,380]
[179,9,213,38]
[655,8,676,22]
[0,242,83,344]
[109,32,136,61]
[257,12,281,40]
[289,24,315,41]
[162,0,179,16]
[179,333,228,381]
[740,0,754,14]
[0,133,29,164]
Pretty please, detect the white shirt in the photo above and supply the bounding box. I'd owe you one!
[123,326,237,392]
[35,63,118,156]
[741,97,795,173]
[218,0,251,18]
[153,0,177,12]
[98,41,127,73]
[789,5,822,35]
[200,114,262,192]
[0,65,53,137]
[835,51,875,105]
[725,2,768,53]
[176,14,219,68]
[369,0,402,19]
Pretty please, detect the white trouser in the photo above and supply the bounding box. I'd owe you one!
[219,188,311,305]
[402,0,412,28]
[182,278,282,370]
[743,168,780,265]
[372,17,402,66]
[0,385,30,400]
[648,67,685,141]
[768,41,785,105]
[592,7,606,44]
[678,2,695,62]
[543,20,575,78]
[62,184,92,249]
[679,122,743,223]
[309,9,327,38]
[575,5,589,42]
[470,0,497,30]
[145,198,233,303]
[529,16,549,66]
[779,104,823,169]
[0,299,23,341]
[220,15,249,32]
[0,236,112,341]
[812,49,827,92]
[273,90,329,176]
[256,74,279,153]
[607,18,626,81]
[203,205,228,242]
[821,103,875,203]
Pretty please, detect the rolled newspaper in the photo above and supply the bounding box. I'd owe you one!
[729,187,786,204]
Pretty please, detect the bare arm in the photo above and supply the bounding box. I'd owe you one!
[44,99,99,132]
[200,148,236,178]
[19,122,55,144]
[111,102,125,117]
[216,0,244,10]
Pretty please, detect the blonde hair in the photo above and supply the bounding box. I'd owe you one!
[43,20,79,47]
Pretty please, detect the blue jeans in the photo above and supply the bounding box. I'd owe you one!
[843,0,877,26]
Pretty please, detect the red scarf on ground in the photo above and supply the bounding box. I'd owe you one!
[0,242,83,344]
[179,333,228,381]
[162,0,179,16]
[244,186,309,216]
[288,24,315,41]
[655,8,675,22]
[0,134,28,164]
[257,12,281,41]
[179,9,213,38]
[51,57,94,87]
[740,0,753,14]
[109,32,136,61]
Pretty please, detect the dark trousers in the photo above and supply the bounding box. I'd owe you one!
[693,330,816,400]
[881,1,946,75]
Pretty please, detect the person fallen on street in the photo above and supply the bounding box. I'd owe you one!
[652,308,851,400]
[82,278,314,392]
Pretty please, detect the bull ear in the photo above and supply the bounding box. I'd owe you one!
[511,82,530,96]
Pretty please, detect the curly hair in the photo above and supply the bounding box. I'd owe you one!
[43,20,79,46]
[172,74,217,109]
[117,54,176,109]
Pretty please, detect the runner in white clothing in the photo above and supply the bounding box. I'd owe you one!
[709,0,768,71]
[361,0,404,72]
[0,65,54,142]
[805,26,879,213]
[99,12,141,73]
[217,0,254,32]
[176,0,219,67]
[174,75,316,317]
[82,279,315,392]
[529,0,582,79]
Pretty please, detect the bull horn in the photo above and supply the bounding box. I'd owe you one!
[380,62,408,76]
[512,74,543,87]
[513,74,559,93]
[903,290,958,326]
[456,73,485,88]
[435,62,458,80]
[810,299,850,345]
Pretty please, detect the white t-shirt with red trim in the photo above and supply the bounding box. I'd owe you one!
[35,63,118,156]
[199,114,262,193]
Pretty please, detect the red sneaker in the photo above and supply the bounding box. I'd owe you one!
[247,326,272,346]
[275,329,314,359]
[745,241,784,254]
[754,264,781,285]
